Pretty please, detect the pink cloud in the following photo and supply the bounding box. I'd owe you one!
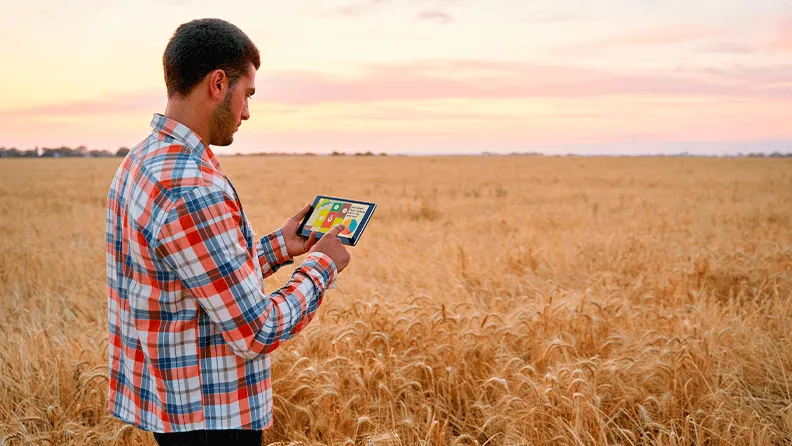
[329,104,607,122]
[516,11,577,23]
[3,93,790,153]
[258,60,790,105]
[679,64,792,85]
[9,60,790,119]
[582,24,728,48]
[333,0,459,18]
[333,0,387,17]
[232,101,792,153]
[700,42,754,54]
[416,10,453,24]
[10,91,164,117]
[770,16,792,51]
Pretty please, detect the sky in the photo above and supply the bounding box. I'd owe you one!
[0,0,790,155]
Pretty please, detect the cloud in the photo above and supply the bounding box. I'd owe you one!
[12,60,790,119]
[515,11,577,23]
[157,0,195,5]
[416,10,453,24]
[333,0,389,17]
[35,8,58,18]
[700,42,755,54]
[682,64,792,85]
[8,91,164,117]
[332,0,460,19]
[257,60,790,105]
[583,23,728,48]
[326,104,608,122]
[769,16,792,51]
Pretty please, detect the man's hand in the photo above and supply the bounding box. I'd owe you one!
[310,225,351,273]
[279,203,319,258]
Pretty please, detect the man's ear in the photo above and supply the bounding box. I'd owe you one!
[208,69,227,101]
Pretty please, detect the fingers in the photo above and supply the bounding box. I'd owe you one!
[326,224,346,238]
[305,231,318,250]
[291,203,312,221]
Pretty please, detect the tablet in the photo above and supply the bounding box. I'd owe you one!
[298,195,377,246]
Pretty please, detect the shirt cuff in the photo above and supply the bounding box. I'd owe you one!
[297,252,338,290]
[258,229,294,272]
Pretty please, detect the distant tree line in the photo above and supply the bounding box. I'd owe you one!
[1,146,790,158]
[0,146,393,158]
[0,146,130,158]
[232,151,389,157]
[329,151,388,157]
[736,152,792,158]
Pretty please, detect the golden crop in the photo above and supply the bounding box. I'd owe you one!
[0,156,790,445]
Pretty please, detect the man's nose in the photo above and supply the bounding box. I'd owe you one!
[241,103,250,121]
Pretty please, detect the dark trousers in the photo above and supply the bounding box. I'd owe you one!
[153,429,262,446]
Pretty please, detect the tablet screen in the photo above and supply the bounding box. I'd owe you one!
[302,198,373,239]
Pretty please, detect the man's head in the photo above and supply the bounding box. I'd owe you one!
[163,19,259,146]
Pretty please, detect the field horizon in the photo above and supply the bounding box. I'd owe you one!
[0,156,790,445]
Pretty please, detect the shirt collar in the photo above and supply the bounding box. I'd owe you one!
[149,113,221,170]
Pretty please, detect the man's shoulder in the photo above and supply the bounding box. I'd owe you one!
[135,135,220,190]
[121,135,232,229]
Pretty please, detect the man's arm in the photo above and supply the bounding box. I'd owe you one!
[256,230,294,279]
[153,184,336,359]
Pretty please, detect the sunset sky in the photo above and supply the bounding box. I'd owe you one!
[1,0,790,155]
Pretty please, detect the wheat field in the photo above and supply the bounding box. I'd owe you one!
[0,156,790,445]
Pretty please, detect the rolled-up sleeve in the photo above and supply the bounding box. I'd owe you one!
[153,184,336,359]
[256,230,294,279]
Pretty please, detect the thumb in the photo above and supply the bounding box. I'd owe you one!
[305,230,318,249]
[291,203,312,221]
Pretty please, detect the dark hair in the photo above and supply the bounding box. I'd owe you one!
[163,18,260,98]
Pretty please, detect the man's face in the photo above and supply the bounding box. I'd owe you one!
[209,63,255,146]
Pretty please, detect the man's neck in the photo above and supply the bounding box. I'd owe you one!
[164,99,211,144]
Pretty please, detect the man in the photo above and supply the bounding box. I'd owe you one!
[105,18,350,445]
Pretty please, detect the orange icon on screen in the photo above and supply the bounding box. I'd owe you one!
[340,218,354,235]
[322,212,338,228]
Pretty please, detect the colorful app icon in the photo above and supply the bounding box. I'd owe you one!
[339,203,351,217]
[315,210,329,226]
[317,199,332,210]
[341,218,354,235]
[322,212,338,228]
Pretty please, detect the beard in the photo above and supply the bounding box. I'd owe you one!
[208,90,236,146]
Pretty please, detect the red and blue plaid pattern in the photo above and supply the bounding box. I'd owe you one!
[105,114,336,432]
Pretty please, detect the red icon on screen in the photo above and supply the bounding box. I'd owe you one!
[322,212,338,228]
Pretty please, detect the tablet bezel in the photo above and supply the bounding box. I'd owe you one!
[297,195,377,246]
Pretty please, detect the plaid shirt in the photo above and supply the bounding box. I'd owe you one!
[105,114,336,433]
